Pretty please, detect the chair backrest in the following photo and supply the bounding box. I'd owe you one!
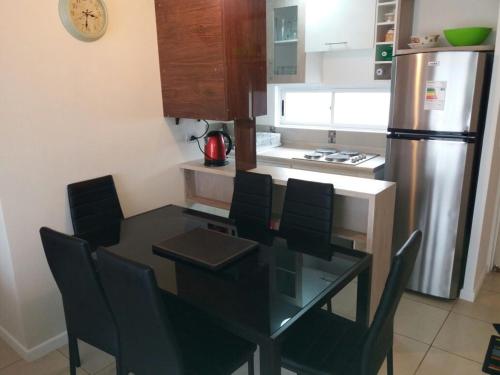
[67,175,123,249]
[96,248,184,375]
[229,171,273,228]
[279,178,334,243]
[39,227,117,355]
[361,230,422,375]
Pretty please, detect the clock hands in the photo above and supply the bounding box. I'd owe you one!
[81,9,98,31]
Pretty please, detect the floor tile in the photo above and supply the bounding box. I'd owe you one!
[0,351,86,375]
[453,289,500,323]
[0,339,21,370]
[377,334,429,375]
[94,363,116,375]
[415,347,484,375]
[481,272,500,293]
[433,312,496,363]
[394,298,449,344]
[403,291,456,311]
[59,340,114,374]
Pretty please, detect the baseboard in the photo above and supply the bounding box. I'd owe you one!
[0,325,67,362]
[459,270,488,302]
[459,287,476,302]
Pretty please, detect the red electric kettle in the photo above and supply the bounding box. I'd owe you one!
[204,130,233,166]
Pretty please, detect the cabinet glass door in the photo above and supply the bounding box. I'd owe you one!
[273,6,298,77]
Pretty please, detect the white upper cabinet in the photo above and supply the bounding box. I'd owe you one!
[305,0,376,53]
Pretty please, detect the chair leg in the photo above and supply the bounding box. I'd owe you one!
[116,359,125,375]
[327,299,332,313]
[248,355,255,375]
[387,347,394,375]
[68,334,81,375]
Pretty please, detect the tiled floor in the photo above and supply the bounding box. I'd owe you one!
[0,272,498,375]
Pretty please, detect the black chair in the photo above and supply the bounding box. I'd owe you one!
[39,227,118,375]
[67,175,123,250]
[279,178,337,311]
[229,170,273,229]
[96,248,256,375]
[279,178,334,244]
[280,230,422,375]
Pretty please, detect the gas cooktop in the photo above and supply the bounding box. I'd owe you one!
[294,148,378,166]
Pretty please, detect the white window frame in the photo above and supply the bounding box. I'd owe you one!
[278,87,390,132]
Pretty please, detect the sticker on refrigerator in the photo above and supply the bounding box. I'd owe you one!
[424,81,447,111]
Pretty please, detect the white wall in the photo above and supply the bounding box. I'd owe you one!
[489,144,500,269]
[0,0,203,357]
[0,201,25,348]
[413,0,499,45]
[322,49,385,86]
[461,5,500,299]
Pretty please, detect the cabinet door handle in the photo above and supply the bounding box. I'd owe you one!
[325,42,348,46]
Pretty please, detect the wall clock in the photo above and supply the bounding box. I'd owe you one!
[59,0,108,42]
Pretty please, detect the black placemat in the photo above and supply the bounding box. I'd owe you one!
[483,335,500,374]
[153,228,258,270]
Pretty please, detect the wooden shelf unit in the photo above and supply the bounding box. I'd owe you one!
[180,160,396,321]
[373,0,414,81]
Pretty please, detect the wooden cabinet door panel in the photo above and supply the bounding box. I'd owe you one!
[161,62,227,120]
[223,0,267,119]
[156,0,228,119]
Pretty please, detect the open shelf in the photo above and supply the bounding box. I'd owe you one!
[333,227,368,251]
[378,1,396,6]
[186,196,231,211]
[396,44,495,55]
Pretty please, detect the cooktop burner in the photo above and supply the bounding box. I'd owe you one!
[295,149,379,165]
[315,148,338,155]
[325,153,350,162]
[304,152,323,160]
[340,150,360,157]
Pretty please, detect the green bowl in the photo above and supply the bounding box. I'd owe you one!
[444,27,492,46]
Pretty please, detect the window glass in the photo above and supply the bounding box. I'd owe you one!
[279,89,390,131]
[282,91,332,125]
[333,92,390,128]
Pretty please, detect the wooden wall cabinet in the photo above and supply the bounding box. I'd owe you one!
[155,0,267,121]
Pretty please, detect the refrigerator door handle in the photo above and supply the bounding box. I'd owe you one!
[387,132,476,143]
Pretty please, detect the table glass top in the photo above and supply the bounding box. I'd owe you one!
[105,205,369,339]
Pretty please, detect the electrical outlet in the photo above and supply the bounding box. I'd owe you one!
[328,130,336,144]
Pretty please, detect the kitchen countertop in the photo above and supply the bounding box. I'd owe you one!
[257,147,386,174]
[180,160,394,199]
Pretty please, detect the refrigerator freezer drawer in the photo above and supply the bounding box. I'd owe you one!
[390,51,489,134]
[385,137,476,298]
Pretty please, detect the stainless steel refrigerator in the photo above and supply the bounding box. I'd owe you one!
[385,51,493,299]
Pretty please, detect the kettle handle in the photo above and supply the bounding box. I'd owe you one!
[221,131,233,156]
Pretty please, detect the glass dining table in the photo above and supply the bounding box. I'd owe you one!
[104,205,372,375]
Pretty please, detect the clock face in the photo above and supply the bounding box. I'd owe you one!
[59,0,108,42]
